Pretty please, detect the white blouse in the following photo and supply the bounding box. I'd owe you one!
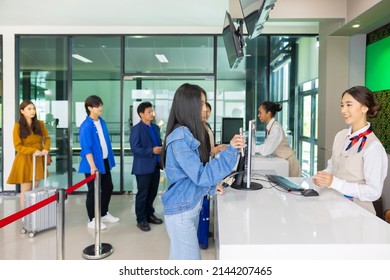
[325,123,388,201]
[255,118,283,156]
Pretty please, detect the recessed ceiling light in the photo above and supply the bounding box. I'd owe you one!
[352,24,360,28]
[155,54,169,63]
[72,54,93,63]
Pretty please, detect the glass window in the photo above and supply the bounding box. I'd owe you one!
[301,141,311,175]
[12,33,319,190]
[123,35,216,194]
[123,78,215,193]
[18,36,69,189]
[268,35,319,175]
[71,36,121,192]
[0,36,2,189]
[303,95,312,137]
[125,36,214,75]
[315,89,318,139]
[216,35,249,142]
[270,36,293,133]
[297,81,318,176]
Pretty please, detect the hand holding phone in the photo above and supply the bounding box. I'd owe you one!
[239,127,245,157]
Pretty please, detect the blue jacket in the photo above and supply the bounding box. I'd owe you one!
[78,116,115,174]
[162,126,239,215]
[130,120,162,175]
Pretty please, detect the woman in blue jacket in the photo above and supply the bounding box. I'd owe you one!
[161,83,245,260]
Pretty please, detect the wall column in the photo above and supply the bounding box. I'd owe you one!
[317,21,350,170]
[2,31,16,191]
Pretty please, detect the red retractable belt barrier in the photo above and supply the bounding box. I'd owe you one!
[0,173,96,229]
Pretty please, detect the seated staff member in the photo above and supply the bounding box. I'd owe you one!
[312,86,388,215]
[255,101,301,177]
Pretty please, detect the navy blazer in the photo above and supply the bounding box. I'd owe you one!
[130,120,162,175]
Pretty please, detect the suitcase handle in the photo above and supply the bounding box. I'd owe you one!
[32,154,48,189]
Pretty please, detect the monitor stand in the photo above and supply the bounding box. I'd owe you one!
[231,181,263,191]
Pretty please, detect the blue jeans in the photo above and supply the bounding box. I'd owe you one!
[164,198,203,260]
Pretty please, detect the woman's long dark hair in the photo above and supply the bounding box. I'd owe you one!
[18,100,43,139]
[161,83,209,167]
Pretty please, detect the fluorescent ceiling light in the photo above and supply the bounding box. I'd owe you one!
[155,54,168,63]
[352,24,360,28]
[72,54,93,63]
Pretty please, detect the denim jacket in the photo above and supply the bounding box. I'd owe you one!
[78,116,115,174]
[162,126,239,215]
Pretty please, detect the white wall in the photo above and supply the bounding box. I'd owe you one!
[271,0,347,19]
[317,20,350,170]
[347,0,381,21]
[349,34,366,86]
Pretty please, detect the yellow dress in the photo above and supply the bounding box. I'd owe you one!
[7,121,50,184]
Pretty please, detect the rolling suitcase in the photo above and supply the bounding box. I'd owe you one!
[197,195,210,249]
[21,154,57,238]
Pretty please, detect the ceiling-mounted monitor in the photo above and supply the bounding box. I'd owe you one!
[222,11,245,69]
[239,0,277,40]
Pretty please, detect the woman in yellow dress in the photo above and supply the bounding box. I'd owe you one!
[7,100,51,209]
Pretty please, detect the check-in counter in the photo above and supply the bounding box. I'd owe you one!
[252,155,289,176]
[215,178,390,260]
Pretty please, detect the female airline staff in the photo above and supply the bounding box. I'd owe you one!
[312,86,388,214]
[255,101,301,177]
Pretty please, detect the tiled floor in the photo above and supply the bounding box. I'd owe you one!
[0,193,216,260]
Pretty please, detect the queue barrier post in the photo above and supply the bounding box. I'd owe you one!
[82,171,114,259]
[56,188,66,260]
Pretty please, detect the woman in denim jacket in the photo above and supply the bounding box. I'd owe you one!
[161,83,245,260]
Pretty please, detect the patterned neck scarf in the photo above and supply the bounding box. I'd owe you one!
[345,126,373,153]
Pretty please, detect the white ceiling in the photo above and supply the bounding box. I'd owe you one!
[0,0,389,34]
[0,0,229,28]
[2,0,390,80]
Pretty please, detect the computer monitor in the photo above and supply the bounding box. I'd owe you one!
[231,119,263,191]
[222,11,245,69]
[221,117,243,144]
[239,0,277,40]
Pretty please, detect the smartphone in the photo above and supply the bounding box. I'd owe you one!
[239,127,244,157]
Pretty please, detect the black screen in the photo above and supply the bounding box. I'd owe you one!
[239,0,277,40]
[222,11,244,69]
[221,117,243,144]
[230,119,263,190]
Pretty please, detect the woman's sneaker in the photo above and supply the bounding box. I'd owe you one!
[87,218,107,230]
[101,212,120,223]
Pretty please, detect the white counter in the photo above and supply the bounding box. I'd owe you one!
[252,155,289,176]
[215,178,390,260]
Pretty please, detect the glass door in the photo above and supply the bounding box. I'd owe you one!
[17,36,70,190]
[122,77,216,194]
[71,36,121,192]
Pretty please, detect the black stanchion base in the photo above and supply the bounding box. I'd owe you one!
[231,182,263,190]
[82,243,114,260]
